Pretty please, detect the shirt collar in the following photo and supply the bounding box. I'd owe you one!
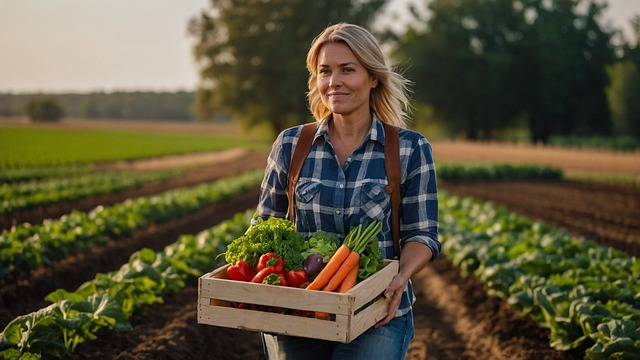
[316,112,386,145]
[370,113,386,145]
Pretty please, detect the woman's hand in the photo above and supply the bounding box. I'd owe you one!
[374,241,433,327]
[375,273,409,327]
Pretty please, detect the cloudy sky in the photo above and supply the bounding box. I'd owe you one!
[0,0,638,94]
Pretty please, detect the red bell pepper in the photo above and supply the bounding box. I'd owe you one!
[256,252,284,274]
[262,273,287,286]
[251,265,277,283]
[226,260,256,282]
[284,269,309,288]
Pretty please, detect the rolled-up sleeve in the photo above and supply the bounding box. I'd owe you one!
[256,128,296,221]
[399,136,440,260]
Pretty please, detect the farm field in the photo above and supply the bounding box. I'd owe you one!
[1,120,639,359]
[0,124,258,168]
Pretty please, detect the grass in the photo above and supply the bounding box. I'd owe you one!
[0,126,263,169]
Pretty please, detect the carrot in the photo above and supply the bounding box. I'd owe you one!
[322,251,360,292]
[337,260,359,293]
[305,244,351,290]
[314,311,331,320]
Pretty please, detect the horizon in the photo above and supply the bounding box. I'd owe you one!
[1,0,638,95]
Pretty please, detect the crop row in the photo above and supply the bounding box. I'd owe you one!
[0,161,564,218]
[440,193,640,359]
[0,164,94,184]
[2,189,637,358]
[0,169,263,282]
[0,168,185,215]
[0,162,565,185]
[0,210,254,359]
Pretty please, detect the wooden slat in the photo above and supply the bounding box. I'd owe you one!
[347,297,390,342]
[200,278,350,314]
[197,259,399,343]
[349,260,398,309]
[198,305,347,342]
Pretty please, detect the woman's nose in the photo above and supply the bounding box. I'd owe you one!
[329,73,341,87]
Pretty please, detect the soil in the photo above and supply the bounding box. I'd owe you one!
[2,140,639,359]
[432,140,640,177]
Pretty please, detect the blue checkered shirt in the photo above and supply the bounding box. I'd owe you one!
[256,114,440,317]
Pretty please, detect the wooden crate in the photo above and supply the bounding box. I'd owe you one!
[198,259,398,343]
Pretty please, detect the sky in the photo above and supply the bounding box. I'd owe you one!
[1,0,639,94]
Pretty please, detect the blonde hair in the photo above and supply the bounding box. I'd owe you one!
[306,23,412,128]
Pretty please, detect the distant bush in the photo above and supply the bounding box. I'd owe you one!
[1,91,195,121]
[24,97,65,122]
[548,135,640,151]
[437,163,564,181]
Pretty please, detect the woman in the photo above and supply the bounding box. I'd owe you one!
[256,22,440,359]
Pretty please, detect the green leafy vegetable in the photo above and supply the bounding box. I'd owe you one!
[301,231,340,261]
[225,217,308,271]
[347,223,382,282]
[440,191,640,357]
[0,295,130,358]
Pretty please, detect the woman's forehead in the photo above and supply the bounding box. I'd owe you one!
[318,42,359,65]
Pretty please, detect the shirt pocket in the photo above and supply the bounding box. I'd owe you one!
[359,182,390,221]
[294,179,322,230]
[295,179,322,204]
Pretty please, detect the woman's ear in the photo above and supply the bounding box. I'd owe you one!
[371,77,379,89]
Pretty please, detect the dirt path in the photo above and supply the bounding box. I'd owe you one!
[432,140,640,177]
[439,180,640,257]
[0,149,267,326]
[0,148,265,229]
[73,180,637,360]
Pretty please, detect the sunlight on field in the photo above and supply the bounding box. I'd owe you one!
[2,118,639,185]
[0,121,268,168]
[431,140,640,182]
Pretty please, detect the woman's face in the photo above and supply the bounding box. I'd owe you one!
[316,42,377,119]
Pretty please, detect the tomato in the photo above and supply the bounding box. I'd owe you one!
[284,269,309,288]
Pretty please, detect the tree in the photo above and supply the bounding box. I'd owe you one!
[394,0,616,143]
[606,61,640,136]
[608,15,640,138]
[394,0,521,140]
[188,0,386,134]
[513,0,615,142]
[24,97,65,122]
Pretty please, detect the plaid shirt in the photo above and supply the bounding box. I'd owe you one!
[256,114,440,316]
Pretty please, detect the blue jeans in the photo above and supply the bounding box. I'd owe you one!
[261,310,414,360]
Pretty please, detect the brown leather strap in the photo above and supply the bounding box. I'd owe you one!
[287,123,317,223]
[383,123,401,257]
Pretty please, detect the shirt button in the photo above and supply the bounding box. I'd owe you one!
[336,210,341,215]
[339,183,344,189]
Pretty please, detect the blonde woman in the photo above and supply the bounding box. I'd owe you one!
[256,22,440,359]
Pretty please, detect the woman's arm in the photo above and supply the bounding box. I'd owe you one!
[375,131,439,327]
[375,241,433,327]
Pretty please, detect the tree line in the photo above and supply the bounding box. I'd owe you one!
[2,1,637,144]
[0,91,196,121]
[189,0,640,143]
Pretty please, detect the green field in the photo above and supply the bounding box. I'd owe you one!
[0,126,260,168]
